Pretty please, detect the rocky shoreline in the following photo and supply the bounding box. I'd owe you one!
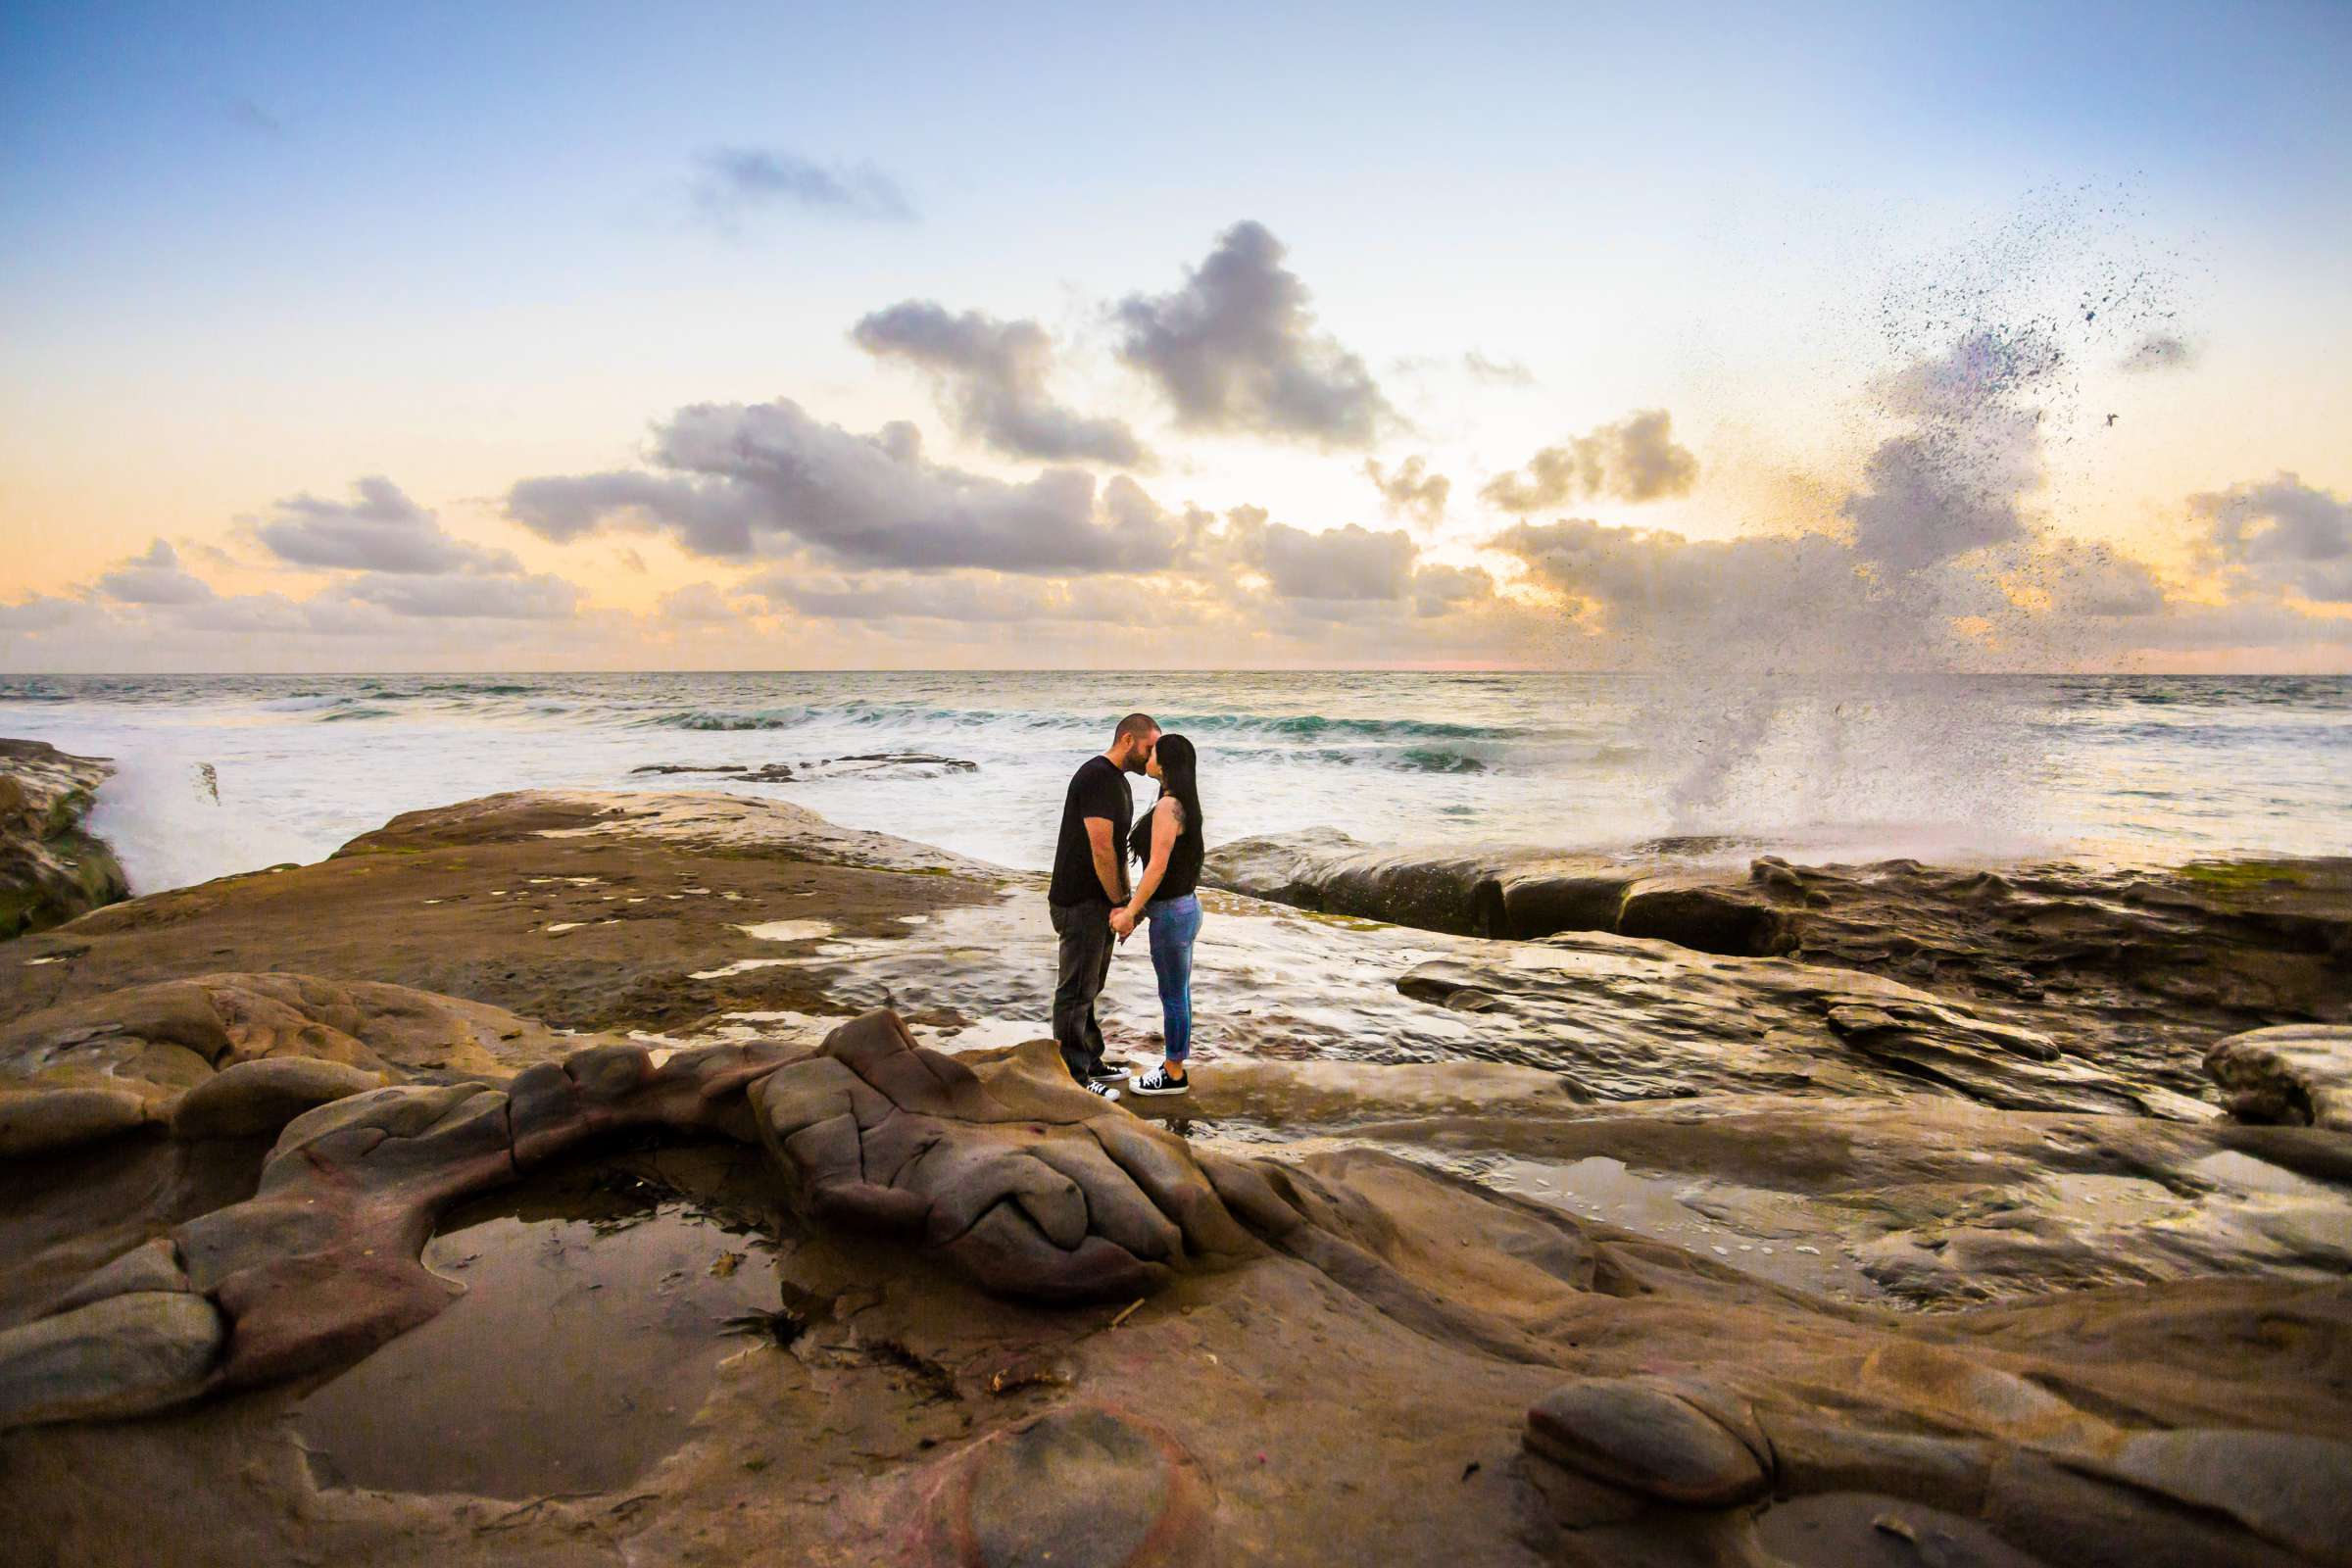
[0,762,2347,1565]
[0,740,128,941]
[1207,829,2352,1102]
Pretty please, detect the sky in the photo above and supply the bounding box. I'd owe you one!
[2,0,2348,672]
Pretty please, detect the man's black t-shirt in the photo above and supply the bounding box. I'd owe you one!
[1049,755,1132,906]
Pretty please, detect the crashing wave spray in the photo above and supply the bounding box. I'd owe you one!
[1637,187,2192,853]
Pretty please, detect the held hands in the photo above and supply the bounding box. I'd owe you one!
[1108,906,1138,942]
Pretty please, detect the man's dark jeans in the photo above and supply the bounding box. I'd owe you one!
[1049,899,1115,1082]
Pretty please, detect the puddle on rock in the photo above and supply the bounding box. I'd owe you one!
[1481,1153,1888,1304]
[736,918,833,943]
[292,1147,783,1499]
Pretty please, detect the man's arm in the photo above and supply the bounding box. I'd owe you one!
[1113,799,1179,939]
[1084,817,1125,905]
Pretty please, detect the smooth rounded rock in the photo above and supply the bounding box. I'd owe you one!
[0,1290,224,1427]
[2082,1428,2352,1566]
[1524,1378,1771,1506]
[44,1238,190,1315]
[170,1055,386,1140]
[944,1405,1209,1568]
[754,1013,1259,1302]
[0,1086,152,1157]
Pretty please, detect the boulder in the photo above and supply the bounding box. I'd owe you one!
[753,1013,1261,1302]
[2065,1428,2352,1566]
[0,1086,153,1157]
[0,1291,224,1426]
[0,738,128,940]
[1523,1379,1772,1506]
[169,1055,387,1140]
[2207,1025,2352,1131]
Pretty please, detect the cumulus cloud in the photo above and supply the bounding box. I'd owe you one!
[340,572,582,620]
[1483,500,2347,677]
[2120,333,2195,373]
[1480,410,1698,513]
[688,147,912,231]
[1364,456,1449,527]
[1112,220,1394,447]
[255,477,521,575]
[851,301,1147,465]
[0,595,82,632]
[1256,521,1416,601]
[96,539,215,605]
[507,401,1181,574]
[750,566,1200,628]
[1411,564,1494,616]
[171,592,388,637]
[2192,474,2352,602]
[658,582,743,624]
[1490,518,1880,654]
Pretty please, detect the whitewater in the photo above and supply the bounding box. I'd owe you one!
[2,669,2347,896]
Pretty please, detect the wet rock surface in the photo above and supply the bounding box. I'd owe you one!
[1,971,556,1099]
[1206,830,2352,1095]
[291,1144,785,1498]
[0,790,2346,1566]
[2209,1024,2352,1131]
[0,738,128,941]
[754,1012,1260,1301]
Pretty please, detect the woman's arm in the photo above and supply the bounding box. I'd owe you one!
[1115,799,1182,932]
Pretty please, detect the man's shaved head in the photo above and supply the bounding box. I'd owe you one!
[1114,711,1160,745]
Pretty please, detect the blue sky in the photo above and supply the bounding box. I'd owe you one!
[3,0,2348,669]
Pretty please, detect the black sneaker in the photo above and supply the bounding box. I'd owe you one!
[1128,1066,1189,1097]
[1081,1080,1121,1102]
[1085,1058,1132,1083]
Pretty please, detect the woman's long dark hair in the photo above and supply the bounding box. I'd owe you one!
[1130,732,1202,864]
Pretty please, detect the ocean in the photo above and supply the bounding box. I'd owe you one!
[2,670,2347,896]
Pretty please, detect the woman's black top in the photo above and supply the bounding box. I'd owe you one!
[1139,797,1203,902]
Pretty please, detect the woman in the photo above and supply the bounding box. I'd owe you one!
[1113,732,1204,1096]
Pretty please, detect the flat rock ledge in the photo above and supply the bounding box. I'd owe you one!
[0,738,128,940]
[0,969,576,1164]
[1207,829,2352,1097]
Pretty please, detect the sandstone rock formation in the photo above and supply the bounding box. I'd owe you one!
[0,1014,1260,1424]
[0,739,128,940]
[1207,829,2352,1094]
[5,1002,2345,1565]
[1,793,2346,1566]
[0,970,566,1097]
[2209,1024,2352,1131]
[755,1012,1261,1301]
[1390,930,2220,1118]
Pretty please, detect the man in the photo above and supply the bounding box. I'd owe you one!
[1047,711,1159,1099]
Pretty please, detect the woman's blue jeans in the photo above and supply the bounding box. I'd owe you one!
[1145,894,1203,1062]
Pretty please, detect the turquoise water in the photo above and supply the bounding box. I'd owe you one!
[2,670,2346,893]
